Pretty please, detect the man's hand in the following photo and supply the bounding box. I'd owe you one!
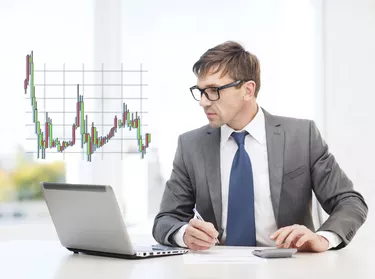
[270,225,329,252]
[183,219,219,251]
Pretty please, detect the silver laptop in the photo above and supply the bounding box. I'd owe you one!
[41,182,188,259]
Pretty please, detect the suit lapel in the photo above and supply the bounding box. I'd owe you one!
[263,109,284,227]
[202,126,222,233]
[201,109,284,233]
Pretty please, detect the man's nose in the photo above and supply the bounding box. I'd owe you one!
[199,93,212,107]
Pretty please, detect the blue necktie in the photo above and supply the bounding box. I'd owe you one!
[226,131,256,246]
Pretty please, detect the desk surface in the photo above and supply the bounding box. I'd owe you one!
[0,238,371,279]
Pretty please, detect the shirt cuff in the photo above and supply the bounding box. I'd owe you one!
[173,224,188,248]
[316,231,342,249]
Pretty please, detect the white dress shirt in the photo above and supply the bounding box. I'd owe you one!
[174,106,341,249]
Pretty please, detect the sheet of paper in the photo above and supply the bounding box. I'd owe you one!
[183,247,267,264]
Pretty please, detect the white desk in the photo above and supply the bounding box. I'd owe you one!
[0,238,371,279]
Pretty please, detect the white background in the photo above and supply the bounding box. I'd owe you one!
[0,0,372,232]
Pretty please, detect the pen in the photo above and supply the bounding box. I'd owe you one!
[193,208,220,244]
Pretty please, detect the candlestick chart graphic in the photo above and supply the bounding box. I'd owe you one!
[24,51,151,162]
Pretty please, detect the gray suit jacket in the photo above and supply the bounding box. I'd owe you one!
[152,108,368,249]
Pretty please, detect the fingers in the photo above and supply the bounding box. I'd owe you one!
[271,225,309,247]
[189,219,219,239]
[273,225,296,246]
[184,231,213,250]
[189,242,209,251]
[188,220,218,243]
[183,219,219,250]
[283,229,305,248]
[296,234,312,248]
[187,234,214,248]
[187,221,217,244]
[270,227,284,240]
[271,225,330,252]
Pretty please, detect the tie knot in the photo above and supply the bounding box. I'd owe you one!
[231,131,248,146]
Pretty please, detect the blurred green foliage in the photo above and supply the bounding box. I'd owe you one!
[0,148,65,202]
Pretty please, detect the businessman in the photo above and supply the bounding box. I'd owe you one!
[152,41,368,252]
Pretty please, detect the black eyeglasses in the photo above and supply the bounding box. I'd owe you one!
[190,80,244,101]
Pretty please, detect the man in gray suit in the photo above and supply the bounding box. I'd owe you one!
[152,41,368,252]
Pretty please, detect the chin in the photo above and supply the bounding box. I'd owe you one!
[208,120,223,129]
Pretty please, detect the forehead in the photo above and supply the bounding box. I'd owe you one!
[197,67,233,88]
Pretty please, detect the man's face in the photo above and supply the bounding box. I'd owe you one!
[197,69,247,128]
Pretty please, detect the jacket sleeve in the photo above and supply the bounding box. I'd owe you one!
[152,135,195,246]
[309,120,368,249]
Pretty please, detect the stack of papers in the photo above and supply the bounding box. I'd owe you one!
[183,247,267,264]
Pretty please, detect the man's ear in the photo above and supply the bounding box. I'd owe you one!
[244,81,256,100]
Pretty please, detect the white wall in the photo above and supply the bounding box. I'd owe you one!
[121,0,325,180]
[324,0,375,221]
[0,0,330,228]
[0,0,93,159]
[120,0,325,226]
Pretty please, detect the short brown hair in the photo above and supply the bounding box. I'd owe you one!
[192,41,261,97]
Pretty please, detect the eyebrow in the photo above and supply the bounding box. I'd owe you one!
[199,83,220,88]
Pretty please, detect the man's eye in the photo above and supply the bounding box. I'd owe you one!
[205,88,217,94]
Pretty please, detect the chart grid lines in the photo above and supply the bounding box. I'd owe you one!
[24,97,149,100]
[121,63,124,160]
[63,63,65,160]
[25,124,149,127]
[25,111,149,114]
[34,70,148,73]
[44,63,46,124]
[101,63,104,160]
[23,51,151,161]
[33,84,148,86]
[82,63,85,160]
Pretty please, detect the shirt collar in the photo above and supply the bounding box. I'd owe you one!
[220,105,266,149]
